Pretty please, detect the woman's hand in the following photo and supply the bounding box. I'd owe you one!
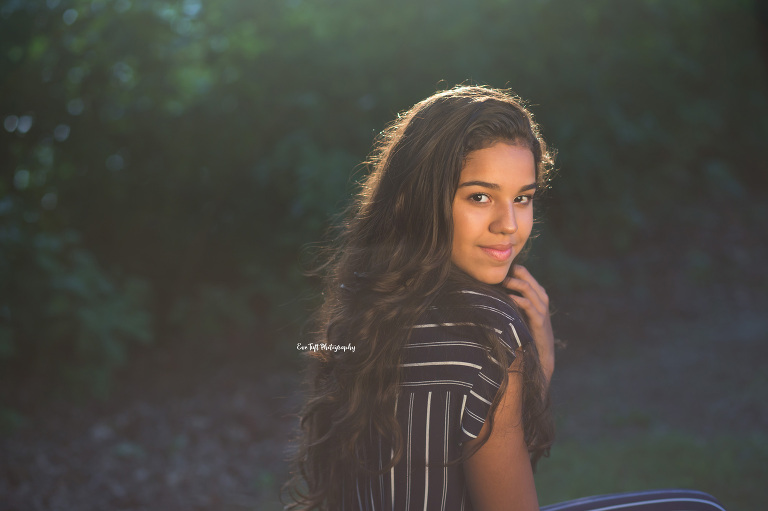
[502,265,555,384]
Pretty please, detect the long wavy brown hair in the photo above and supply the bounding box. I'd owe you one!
[284,85,556,510]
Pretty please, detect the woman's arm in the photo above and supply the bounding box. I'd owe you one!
[462,357,539,511]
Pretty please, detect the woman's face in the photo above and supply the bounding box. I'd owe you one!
[451,142,536,284]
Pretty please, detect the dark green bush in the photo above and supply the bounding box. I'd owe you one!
[1,0,766,393]
[1,213,152,397]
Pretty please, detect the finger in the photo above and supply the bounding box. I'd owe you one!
[511,294,554,338]
[508,293,545,322]
[509,295,550,334]
[508,268,549,310]
[502,275,534,292]
[503,268,541,295]
[508,294,535,318]
[511,265,548,301]
[503,277,547,315]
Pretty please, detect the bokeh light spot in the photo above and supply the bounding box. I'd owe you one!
[68,98,85,115]
[112,62,134,84]
[357,94,376,111]
[0,197,13,215]
[41,192,58,210]
[37,146,54,168]
[63,8,78,25]
[106,154,125,171]
[182,0,202,17]
[172,17,192,35]
[17,116,33,134]
[54,124,71,142]
[14,170,30,190]
[114,0,131,13]
[4,115,18,132]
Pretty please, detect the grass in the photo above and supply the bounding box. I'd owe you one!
[535,298,768,510]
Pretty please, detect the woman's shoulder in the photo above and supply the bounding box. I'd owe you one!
[425,284,531,352]
[403,290,508,390]
[436,284,524,324]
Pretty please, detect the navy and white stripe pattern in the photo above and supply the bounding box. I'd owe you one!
[540,489,727,511]
[342,289,532,511]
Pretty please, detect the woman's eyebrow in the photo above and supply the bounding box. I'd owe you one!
[457,180,500,190]
[457,181,538,192]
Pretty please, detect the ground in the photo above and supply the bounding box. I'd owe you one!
[1,283,766,510]
[0,338,301,510]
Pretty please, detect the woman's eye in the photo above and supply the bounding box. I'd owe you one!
[515,194,534,205]
[470,193,490,203]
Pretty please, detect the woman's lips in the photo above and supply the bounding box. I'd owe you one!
[479,244,513,261]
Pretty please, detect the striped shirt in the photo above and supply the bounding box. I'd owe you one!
[344,288,533,511]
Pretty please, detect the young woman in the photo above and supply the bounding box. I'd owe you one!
[285,86,726,511]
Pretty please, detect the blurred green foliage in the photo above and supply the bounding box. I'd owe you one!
[1,0,767,395]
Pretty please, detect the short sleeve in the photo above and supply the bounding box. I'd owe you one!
[452,289,532,443]
[459,351,504,442]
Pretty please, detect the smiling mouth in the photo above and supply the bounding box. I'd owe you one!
[480,245,513,261]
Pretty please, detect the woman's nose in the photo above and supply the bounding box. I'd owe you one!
[491,202,518,234]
